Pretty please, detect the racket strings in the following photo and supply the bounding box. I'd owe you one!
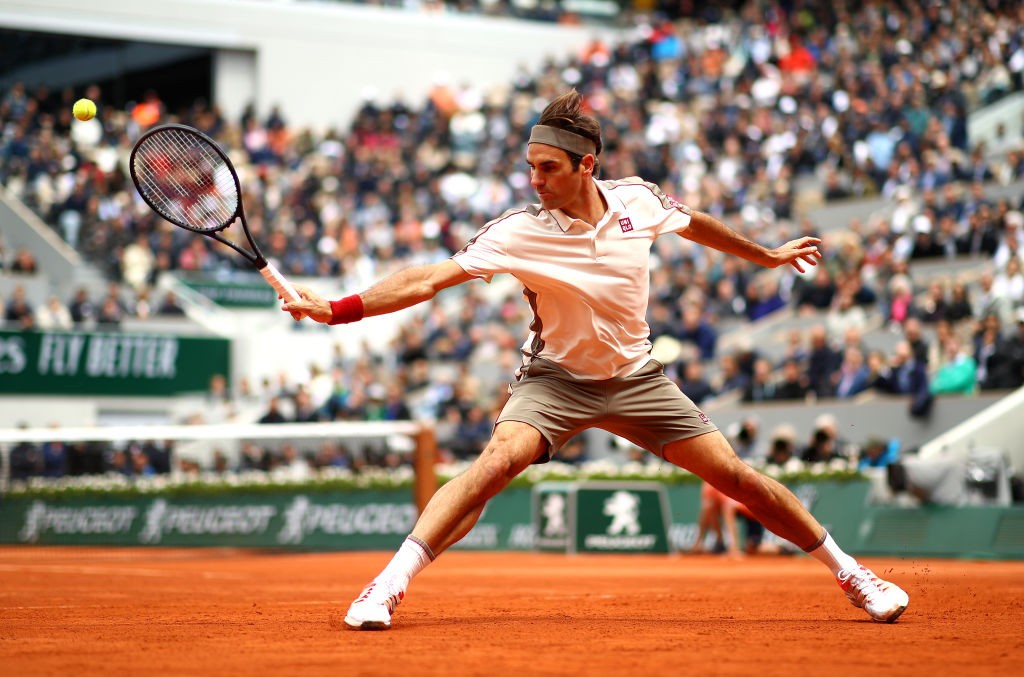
[133,128,240,232]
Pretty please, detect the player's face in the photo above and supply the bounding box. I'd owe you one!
[526,144,588,212]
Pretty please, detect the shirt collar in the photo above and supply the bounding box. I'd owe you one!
[548,179,626,232]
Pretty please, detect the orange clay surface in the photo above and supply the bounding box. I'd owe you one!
[0,547,1021,676]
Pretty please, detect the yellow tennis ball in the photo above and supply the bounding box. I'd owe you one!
[73,98,97,121]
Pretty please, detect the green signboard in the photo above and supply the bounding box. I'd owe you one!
[0,490,416,550]
[180,276,278,307]
[532,482,572,551]
[570,481,673,554]
[0,329,230,396]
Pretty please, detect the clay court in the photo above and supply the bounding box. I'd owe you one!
[1,548,1021,676]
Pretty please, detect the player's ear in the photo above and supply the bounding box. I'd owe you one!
[581,154,596,177]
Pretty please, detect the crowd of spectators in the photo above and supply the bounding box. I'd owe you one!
[3,0,1024,475]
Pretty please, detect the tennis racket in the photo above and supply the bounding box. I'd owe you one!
[129,123,299,303]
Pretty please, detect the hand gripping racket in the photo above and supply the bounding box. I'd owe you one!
[129,123,300,303]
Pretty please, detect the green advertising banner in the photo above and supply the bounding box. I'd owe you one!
[0,329,230,396]
[180,276,279,308]
[570,481,673,554]
[0,489,416,550]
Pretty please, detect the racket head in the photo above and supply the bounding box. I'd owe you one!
[129,124,243,234]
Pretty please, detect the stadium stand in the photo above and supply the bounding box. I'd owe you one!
[1,0,1024,504]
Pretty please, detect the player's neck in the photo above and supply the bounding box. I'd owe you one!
[560,183,606,227]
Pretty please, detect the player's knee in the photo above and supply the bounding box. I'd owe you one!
[722,465,767,504]
[472,445,518,492]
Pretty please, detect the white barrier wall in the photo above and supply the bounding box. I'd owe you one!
[0,0,621,130]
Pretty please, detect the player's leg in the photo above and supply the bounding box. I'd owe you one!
[415,421,545,554]
[663,431,909,622]
[664,431,822,548]
[344,421,544,630]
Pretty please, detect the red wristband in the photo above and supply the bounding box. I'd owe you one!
[329,295,364,325]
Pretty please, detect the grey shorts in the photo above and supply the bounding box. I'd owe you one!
[496,358,718,463]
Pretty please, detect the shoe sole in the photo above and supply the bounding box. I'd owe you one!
[874,602,908,624]
[344,615,391,631]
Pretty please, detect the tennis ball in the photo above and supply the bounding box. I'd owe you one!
[73,98,97,121]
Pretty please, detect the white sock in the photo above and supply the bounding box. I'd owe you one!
[806,532,858,576]
[375,535,435,588]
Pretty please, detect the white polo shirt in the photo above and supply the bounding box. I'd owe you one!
[452,177,692,379]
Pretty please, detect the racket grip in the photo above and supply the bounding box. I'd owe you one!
[260,262,300,303]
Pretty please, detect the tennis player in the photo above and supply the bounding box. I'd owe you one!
[283,90,909,629]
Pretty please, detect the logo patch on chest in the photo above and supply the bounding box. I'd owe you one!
[618,217,633,232]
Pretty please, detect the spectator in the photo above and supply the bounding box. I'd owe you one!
[258,396,289,424]
[4,284,33,328]
[805,325,842,398]
[678,360,715,406]
[9,430,42,481]
[34,294,73,330]
[834,346,871,400]
[68,287,96,327]
[795,267,836,313]
[675,306,718,361]
[801,414,849,465]
[9,248,38,274]
[156,290,186,316]
[742,357,776,403]
[857,438,900,472]
[930,336,978,396]
[773,358,809,401]
[765,424,799,467]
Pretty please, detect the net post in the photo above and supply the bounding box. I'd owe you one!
[413,425,438,514]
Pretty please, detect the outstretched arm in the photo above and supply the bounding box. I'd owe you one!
[680,210,822,273]
[282,259,475,324]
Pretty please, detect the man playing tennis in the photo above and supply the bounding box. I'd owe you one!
[282,90,909,629]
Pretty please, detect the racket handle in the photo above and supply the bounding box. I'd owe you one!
[260,262,300,303]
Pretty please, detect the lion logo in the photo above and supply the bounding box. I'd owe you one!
[603,491,641,535]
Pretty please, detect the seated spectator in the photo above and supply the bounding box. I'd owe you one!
[805,325,842,398]
[917,279,950,324]
[930,336,978,396]
[714,352,749,396]
[857,438,900,471]
[728,416,762,462]
[675,306,717,361]
[795,266,835,313]
[826,289,869,342]
[68,287,96,326]
[258,396,289,424]
[992,256,1024,306]
[742,358,776,403]
[975,312,1024,390]
[745,273,787,321]
[801,414,850,465]
[885,274,918,327]
[9,431,42,481]
[34,295,73,330]
[944,280,974,324]
[834,346,871,399]
[764,424,799,467]
[95,295,123,328]
[9,248,38,274]
[678,360,715,405]
[875,340,931,399]
[156,290,186,316]
[4,284,33,328]
[773,358,809,401]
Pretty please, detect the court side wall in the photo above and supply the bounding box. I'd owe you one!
[0,0,620,131]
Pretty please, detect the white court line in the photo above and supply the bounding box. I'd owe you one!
[0,563,246,579]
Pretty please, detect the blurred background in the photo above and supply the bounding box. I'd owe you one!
[1,0,1023,555]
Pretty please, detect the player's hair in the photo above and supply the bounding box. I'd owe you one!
[536,89,602,174]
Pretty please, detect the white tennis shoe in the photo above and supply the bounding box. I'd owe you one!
[344,580,405,630]
[837,565,909,623]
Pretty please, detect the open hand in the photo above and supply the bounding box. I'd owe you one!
[770,236,822,273]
